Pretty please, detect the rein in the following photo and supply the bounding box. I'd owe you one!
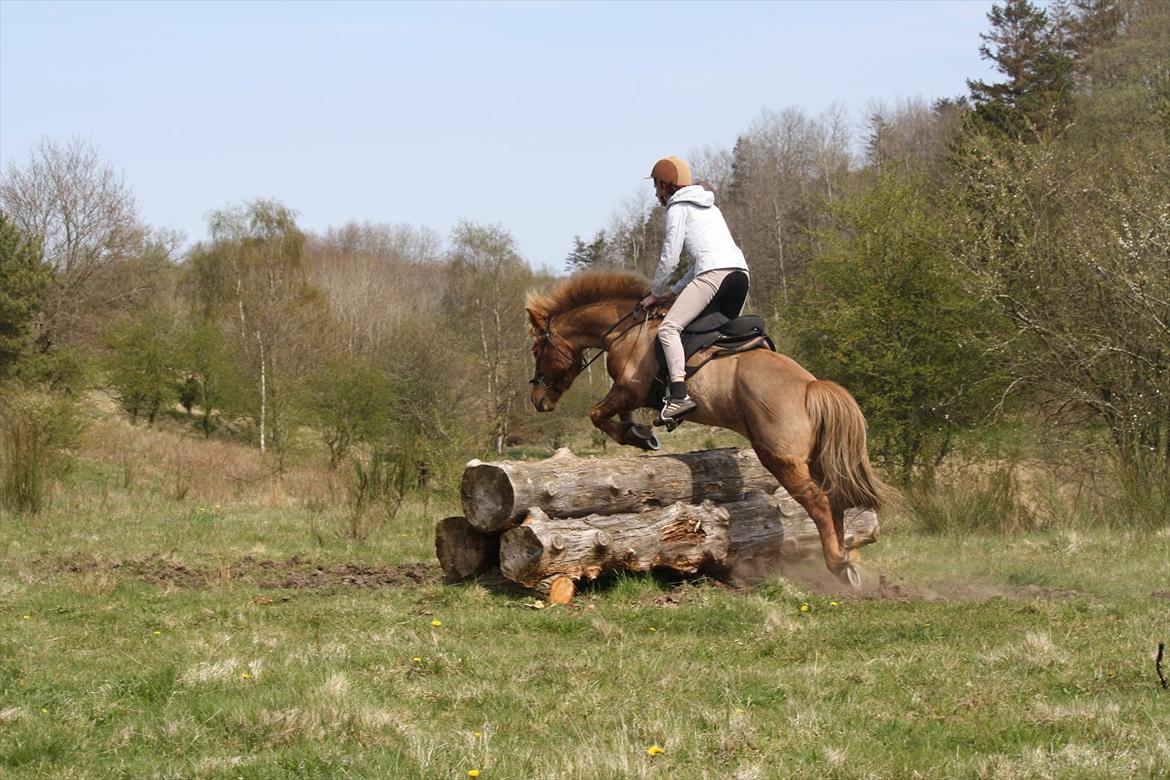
[530,304,651,392]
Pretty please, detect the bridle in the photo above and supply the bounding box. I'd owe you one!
[529,305,647,394]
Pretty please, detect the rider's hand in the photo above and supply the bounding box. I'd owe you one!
[640,294,660,310]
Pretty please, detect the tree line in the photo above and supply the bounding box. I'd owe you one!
[569,0,1168,483]
[1,0,1166,509]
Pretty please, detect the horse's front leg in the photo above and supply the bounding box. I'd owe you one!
[590,385,659,451]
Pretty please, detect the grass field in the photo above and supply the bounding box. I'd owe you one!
[2,414,1168,779]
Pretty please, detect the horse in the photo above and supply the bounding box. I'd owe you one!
[525,270,895,588]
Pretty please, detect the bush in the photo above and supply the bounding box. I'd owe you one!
[15,346,92,397]
[304,356,393,468]
[343,453,402,543]
[106,313,176,423]
[783,170,1009,485]
[907,461,1037,535]
[0,388,84,514]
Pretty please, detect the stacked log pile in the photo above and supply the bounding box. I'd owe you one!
[435,447,878,604]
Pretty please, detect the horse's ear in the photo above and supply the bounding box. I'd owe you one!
[526,307,546,332]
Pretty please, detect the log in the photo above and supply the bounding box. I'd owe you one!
[500,503,731,587]
[498,490,878,588]
[722,491,878,582]
[462,447,780,532]
[533,574,576,605]
[434,516,500,581]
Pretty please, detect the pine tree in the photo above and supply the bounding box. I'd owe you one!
[565,235,590,272]
[0,212,49,377]
[967,0,1076,139]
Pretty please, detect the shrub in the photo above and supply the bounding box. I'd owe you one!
[908,462,1037,535]
[344,453,402,543]
[106,313,176,423]
[0,389,84,514]
[783,171,1009,486]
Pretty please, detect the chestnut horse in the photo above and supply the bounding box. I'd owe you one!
[526,270,894,588]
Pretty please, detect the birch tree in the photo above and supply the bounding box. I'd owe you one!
[443,221,533,454]
[187,200,325,454]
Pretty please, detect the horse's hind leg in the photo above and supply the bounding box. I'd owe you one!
[754,447,858,588]
[830,499,860,586]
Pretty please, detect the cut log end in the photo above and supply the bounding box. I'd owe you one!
[535,574,575,605]
[461,464,516,532]
[434,516,500,581]
[499,525,544,585]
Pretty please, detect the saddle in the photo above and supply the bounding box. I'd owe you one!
[649,271,775,407]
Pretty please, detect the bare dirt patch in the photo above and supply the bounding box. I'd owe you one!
[862,574,1085,603]
[723,557,1088,603]
[52,554,440,590]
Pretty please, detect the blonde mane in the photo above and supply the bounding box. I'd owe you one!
[525,270,649,329]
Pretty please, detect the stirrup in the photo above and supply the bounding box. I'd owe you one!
[654,415,683,432]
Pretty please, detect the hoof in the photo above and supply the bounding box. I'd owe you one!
[838,563,861,591]
[628,424,660,451]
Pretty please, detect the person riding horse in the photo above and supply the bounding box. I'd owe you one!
[639,156,751,423]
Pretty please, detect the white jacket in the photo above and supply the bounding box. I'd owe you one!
[651,185,749,296]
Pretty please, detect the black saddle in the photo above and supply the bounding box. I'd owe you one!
[650,271,775,404]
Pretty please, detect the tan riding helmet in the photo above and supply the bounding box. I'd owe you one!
[648,156,693,187]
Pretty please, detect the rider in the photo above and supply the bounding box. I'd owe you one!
[640,155,750,421]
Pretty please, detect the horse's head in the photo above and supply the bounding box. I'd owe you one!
[527,308,584,412]
[525,270,649,412]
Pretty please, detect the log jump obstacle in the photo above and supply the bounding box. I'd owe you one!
[435,447,878,604]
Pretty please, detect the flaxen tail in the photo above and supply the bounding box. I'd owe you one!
[805,380,897,511]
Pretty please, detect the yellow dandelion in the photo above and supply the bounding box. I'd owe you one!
[648,627,657,632]
[412,656,422,663]
[153,630,161,636]
[431,619,442,627]
[800,604,810,612]
[22,614,30,620]
[40,708,48,714]
[240,672,252,680]
[647,745,665,757]
[468,771,480,778]
[473,731,483,738]
[829,601,839,607]
[214,504,222,511]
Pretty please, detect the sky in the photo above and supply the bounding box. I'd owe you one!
[0,0,998,270]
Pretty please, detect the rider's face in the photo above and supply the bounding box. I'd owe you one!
[654,179,671,207]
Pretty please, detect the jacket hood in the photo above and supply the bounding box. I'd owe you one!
[668,184,714,208]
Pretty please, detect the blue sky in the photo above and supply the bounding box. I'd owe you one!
[1,0,997,269]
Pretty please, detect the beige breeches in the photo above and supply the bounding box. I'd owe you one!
[658,268,746,384]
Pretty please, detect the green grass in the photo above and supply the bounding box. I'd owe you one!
[1,419,1168,778]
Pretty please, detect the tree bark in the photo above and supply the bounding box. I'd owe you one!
[461,447,780,532]
[434,516,500,581]
[497,491,878,588]
[500,504,730,588]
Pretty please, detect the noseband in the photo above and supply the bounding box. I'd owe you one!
[529,306,645,394]
[529,316,589,393]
